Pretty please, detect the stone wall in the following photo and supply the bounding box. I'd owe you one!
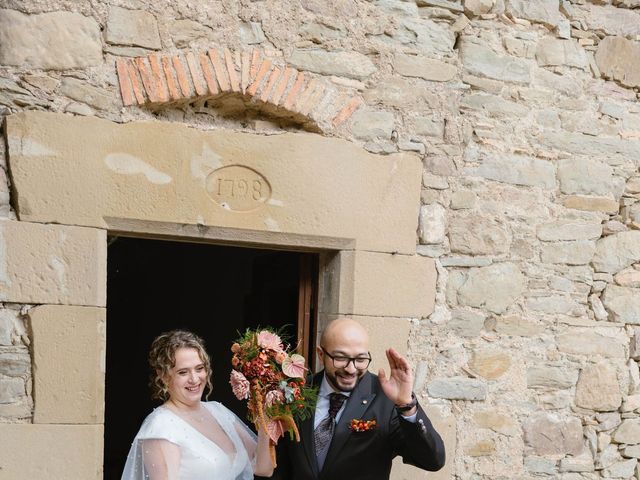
[1,0,640,478]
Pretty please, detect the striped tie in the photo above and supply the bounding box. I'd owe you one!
[314,393,348,470]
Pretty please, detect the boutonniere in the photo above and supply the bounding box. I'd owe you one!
[349,418,377,432]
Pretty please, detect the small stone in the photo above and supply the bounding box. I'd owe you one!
[525,456,557,475]
[21,74,59,93]
[460,41,531,84]
[448,309,486,337]
[469,349,511,379]
[527,365,578,389]
[615,268,640,288]
[578,4,640,38]
[536,221,602,242]
[106,6,161,50]
[598,412,622,432]
[523,412,584,456]
[575,362,622,412]
[623,444,640,458]
[540,240,596,266]
[589,294,608,321]
[598,444,622,469]
[506,0,562,28]
[394,54,457,82]
[239,21,266,45]
[564,195,619,213]
[603,220,627,236]
[491,315,544,336]
[536,38,589,70]
[630,328,640,360]
[350,109,394,141]
[427,377,487,400]
[65,102,93,116]
[422,173,449,190]
[0,377,26,403]
[448,216,510,255]
[450,190,476,210]
[622,395,640,413]
[456,263,526,314]
[464,0,494,16]
[613,419,640,444]
[559,451,594,473]
[604,458,637,478]
[526,295,580,315]
[601,285,640,324]
[558,158,625,198]
[170,19,214,48]
[419,204,446,245]
[464,439,495,456]
[60,78,114,111]
[288,50,376,80]
[411,117,445,138]
[556,331,625,358]
[595,36,640,89]
[464,153,555,189]
[473,410,519,435]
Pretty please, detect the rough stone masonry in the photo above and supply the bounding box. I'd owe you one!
[1,0,640,479]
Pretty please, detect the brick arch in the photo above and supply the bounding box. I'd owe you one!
[115,48,363,132]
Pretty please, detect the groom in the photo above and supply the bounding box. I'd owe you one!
[266,318,445,480]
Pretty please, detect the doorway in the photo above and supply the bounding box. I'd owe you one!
[103,236,318,479]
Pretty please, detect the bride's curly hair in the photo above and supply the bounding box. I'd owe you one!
[148,330,214,402]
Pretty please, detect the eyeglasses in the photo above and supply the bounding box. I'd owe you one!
[321,347,371,370]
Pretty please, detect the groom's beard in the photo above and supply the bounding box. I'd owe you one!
[325,368,366,392]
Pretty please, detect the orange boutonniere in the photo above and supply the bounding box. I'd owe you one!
[349,418,377,432]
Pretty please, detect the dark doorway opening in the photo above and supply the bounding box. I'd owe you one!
[103,236,318,479]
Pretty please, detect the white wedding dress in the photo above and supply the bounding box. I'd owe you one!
[121,401,256,480]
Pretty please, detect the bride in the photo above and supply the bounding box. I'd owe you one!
[122,330,274,479]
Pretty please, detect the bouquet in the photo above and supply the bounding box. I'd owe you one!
[229,328,317,467]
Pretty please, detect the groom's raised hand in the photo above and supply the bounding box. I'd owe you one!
[378,348,417,416]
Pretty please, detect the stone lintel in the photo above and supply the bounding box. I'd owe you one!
[7,111,421,255]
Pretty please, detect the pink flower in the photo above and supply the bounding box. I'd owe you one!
[230,370,250,400]
[257,330,283,351]
[265,389,285,408]
[282,353,306,378]
[266,419,285,444]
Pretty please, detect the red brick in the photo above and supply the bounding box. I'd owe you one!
[186,51,207,96]
[260,67,283,102]
[249,49,262,82]
[199,53,219,95]
[224,48,241,92]
[241,50,251,93]
[148,54,169,102]
[247,58,272,96]
[300,82,326,116]
[282,72,306,110]
[294,78,320,112]
[116,58,136,106]
[332,96,363,127]
[135,57,160,103]
[172,55,193,97]
[271,67,294,105]
[126,61,146,105]
[208,49,231,92]
[162,56,182,101]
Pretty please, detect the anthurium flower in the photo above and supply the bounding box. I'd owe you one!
[282,353,306,378]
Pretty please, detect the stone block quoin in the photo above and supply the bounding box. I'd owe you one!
[116,47,364,131]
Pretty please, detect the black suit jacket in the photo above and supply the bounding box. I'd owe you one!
[264,371,445,480]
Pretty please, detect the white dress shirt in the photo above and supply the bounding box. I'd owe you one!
[314,374,417,429]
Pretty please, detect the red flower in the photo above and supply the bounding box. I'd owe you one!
[349,418,377,432]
